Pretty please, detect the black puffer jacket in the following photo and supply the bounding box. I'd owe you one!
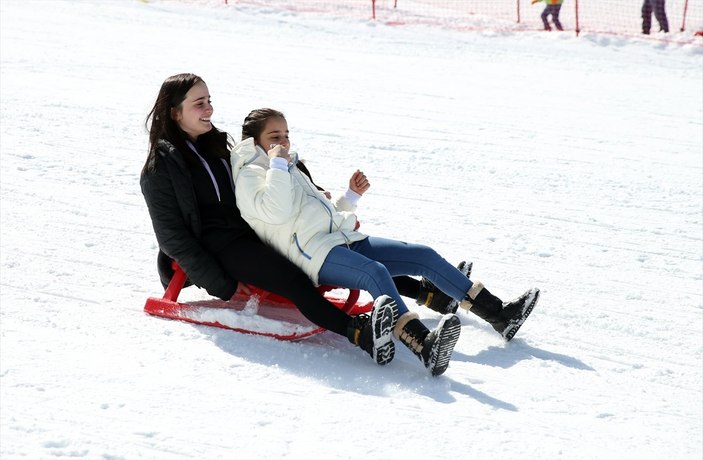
[140,139,238,300]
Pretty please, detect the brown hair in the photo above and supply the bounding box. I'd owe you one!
[142,73,232,174]
[241,108,285,143]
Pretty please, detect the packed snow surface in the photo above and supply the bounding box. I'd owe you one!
[1,1,701,459]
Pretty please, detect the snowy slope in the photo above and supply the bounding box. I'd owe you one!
[1,1,701,459]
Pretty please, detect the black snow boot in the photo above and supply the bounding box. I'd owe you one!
[393,312,461,376]
[347,295,399,365]
[416,261,473,314]
[461,282,540,341]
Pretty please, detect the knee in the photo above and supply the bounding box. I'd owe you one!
[414,244,441,262]
[359,260,393,291]
[365,259,391,279]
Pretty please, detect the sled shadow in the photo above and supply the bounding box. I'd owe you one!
[204,324,517,411]
[451,338,594,371]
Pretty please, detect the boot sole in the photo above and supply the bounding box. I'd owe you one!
[502,288,540,342]
[447,261,473,314]
[429,314,462,376]
[460,261,473,279]
[372,297,399,365]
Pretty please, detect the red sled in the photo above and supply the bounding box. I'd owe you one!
[144,261,372,340]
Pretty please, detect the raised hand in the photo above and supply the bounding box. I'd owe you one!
[349,170,370,196]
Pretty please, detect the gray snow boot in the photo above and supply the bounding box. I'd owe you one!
[393,312,461,376]
[347,295,399,365]
[460,282,540,341]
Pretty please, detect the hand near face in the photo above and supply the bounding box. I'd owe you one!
[349,170,370,196]
[267,144,291,162]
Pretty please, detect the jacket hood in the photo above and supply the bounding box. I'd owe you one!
[231,137,268,178]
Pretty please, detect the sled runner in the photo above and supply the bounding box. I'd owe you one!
[144,260,373,340]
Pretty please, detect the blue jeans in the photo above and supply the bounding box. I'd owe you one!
[318,236,473,315]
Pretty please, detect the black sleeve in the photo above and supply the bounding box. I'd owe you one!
[296,161,325,192]
[140,164,238,300]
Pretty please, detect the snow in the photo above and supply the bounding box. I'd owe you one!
[1,0,702,459]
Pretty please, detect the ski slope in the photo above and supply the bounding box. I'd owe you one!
[1,1,702,458]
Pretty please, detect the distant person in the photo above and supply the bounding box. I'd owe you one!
[641,0,669,34]
[532,0,564,31]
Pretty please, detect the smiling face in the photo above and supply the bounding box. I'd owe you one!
[256,116,290,150]
[172,81,212,141]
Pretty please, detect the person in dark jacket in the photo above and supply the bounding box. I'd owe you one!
[140,73,403,364]
[641,0,669,34]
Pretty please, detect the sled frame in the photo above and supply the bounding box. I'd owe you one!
[144,261,370,340]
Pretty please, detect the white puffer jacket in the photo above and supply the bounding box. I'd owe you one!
[231,137,367,284]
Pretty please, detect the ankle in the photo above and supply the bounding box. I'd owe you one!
[467,281,484,301]
[393,311,420,339]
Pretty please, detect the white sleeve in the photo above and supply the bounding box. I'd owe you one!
[344,188,361,206]
[269,157,288,171]
[235,164,296,225]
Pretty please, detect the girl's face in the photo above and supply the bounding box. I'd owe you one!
[172,81,213,141]
[257,117,289,150]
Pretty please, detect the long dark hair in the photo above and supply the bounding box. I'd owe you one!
[241,108,285,143]
[142,73,232,175]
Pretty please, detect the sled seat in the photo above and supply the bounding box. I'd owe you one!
[146,259,366,316]
[144,252,373,340]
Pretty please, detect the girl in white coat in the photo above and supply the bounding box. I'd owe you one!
[232,109,540,376]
